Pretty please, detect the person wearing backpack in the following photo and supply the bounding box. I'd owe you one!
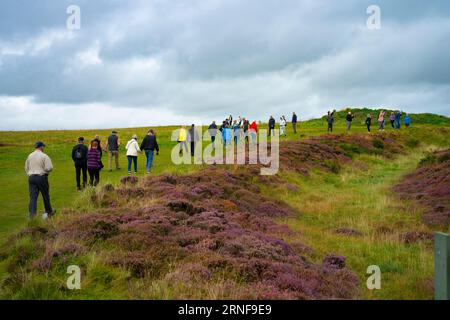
[72,137,88,191]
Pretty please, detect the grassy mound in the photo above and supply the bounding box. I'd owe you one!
[394,149,450,227]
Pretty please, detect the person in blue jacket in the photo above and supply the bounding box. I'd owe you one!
[404,114,411,128]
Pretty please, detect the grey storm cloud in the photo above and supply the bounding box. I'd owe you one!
[0,0,449,130]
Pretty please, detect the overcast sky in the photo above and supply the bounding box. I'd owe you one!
[0,0,449,130]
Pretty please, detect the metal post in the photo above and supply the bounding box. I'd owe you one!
[434,232,450,300]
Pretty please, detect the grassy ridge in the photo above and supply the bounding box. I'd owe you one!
[0,109,449,299]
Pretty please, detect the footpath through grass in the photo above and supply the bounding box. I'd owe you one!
[274,148,446,299]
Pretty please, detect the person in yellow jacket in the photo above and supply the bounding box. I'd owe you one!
[178,126,188,155]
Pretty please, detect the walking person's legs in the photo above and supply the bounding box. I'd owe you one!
[94,169,100,186]
[75,165,81,189]
[127,156,132,174]
[133,156,138,173]
[28,176,39,219]
[81,164,87,188]
[293,123,297,134]
[191,142,195,157]
[38,175,53,215]
[145,150,154,173]
[114,151,120,169]
[108,151,113,171]
[88,168,95,186]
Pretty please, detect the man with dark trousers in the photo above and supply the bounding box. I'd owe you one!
[72,137,88,190]
[25,141,55,219]
[292,112,298,134]
[268,115,276,136]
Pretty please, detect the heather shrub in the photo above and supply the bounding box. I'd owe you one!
[373,138,384,149]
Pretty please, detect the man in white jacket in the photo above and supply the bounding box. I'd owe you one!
[25,141,55,219]
[126,134,141,175]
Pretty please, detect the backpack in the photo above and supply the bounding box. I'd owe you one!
[75,146,85,160]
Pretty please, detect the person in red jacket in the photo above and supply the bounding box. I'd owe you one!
[249,121,258,145]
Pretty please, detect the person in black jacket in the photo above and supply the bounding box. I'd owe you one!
[188,124,200,157]
[365,114,372,132]
[208,121,217,149]
[140,129,159,174]
[346,112,355,131]
[292,112,298,134]
[268,116,276,136]
[72,137,88,190]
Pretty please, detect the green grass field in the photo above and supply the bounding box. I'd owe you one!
[0,109,449,299]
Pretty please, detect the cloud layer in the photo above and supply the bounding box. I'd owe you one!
[0,0,449,130]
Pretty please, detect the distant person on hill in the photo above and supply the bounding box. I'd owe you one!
[243,119,250,143]
[268,115,276,136]
[404,114,411,128]
[208,121,217,149]
[327,110,336,133]
[126,134,140,175]
[365,114,372,132]
[233,120,241,144]
[178,126,188,155]
[378,110,386,131]
[292,112,298,134]
[72,137,88,191]
[346,111,355,131]
[389,112,395,128]
[94,135,103,157]
[25,141,55,219]
[222,124,232,146]
[249,120,258,145]
[280,116,287,136]
[395,111,402,129]
[105,130,121,171]
[87,140,103,186]
[188,124,200,157]
[140,129,159,174]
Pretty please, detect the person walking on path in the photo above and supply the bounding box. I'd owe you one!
[232,120,241,145]
[178,126,188,155]
[280,116,287,136]
[378,110,386,131]
[105,131,121,171]
[327,110,336,133]
[208,121,217,149]
[365,114,372,133]
[243,119,250,143]
[346,111,355,131]
[249,120,258,145]
[126,134,141,175]
[188,124,200,157]
[140,129,159,174]
[404,114,411,128]
[87,140,102,186]
[389,112,395,128]
[268,115,276,136]
[25,141,55,219]
[292,112,298,134]
[395,111,402,129]
[72,137,88,191]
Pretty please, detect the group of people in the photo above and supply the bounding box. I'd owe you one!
[326,109,411,133]
[70,130,160,191]
[24,109,413,220]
